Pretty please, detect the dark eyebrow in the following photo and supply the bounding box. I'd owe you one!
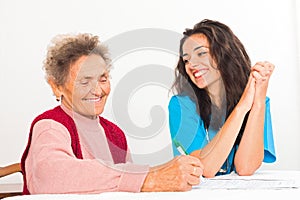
[194,46,205,51]
[182,45,205,57]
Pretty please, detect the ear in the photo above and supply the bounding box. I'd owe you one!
[48,78,62,101]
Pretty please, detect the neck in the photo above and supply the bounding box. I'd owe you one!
[207,78,226,109]
[60,103,99,120]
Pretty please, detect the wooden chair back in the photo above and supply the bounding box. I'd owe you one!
[0,163,22,199]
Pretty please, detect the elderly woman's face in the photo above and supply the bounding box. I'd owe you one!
[60,54,110,119]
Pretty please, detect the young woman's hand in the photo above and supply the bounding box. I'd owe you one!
[251,61,275,104]
[251,61,274,82]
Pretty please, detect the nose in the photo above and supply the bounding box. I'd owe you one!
[186,60,198,69]
[90,82,103,96]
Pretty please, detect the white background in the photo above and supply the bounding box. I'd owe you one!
[1,0,299,183]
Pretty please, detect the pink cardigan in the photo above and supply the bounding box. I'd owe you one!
[21,106,149,194]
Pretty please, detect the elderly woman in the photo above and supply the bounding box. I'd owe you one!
[21,33,203,194]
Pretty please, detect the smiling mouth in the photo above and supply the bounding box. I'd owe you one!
[83,95,105,102]
[193,69,207,78]
[85,97,101,102]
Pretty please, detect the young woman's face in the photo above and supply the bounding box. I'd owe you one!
[182,33,221,90]
[60,54,110,119]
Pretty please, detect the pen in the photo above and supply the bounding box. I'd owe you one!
[173,139,188,155]
[173,139,206,183]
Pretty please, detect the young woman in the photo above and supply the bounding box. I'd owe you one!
[169,19,276,178]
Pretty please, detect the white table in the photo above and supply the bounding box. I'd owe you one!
[3,170,300,200]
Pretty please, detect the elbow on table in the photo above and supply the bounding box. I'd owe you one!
[235,165,260,176]
[203,170,217,178]
[236,169,255,176]
[234,158,262,176]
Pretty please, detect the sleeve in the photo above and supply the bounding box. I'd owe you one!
[263,97,276,163]
[25,119,149,194]
[168,96,206,156]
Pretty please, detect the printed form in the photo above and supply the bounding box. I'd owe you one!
[194,170,300,190]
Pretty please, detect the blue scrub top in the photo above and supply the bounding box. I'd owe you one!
[168,95,276,175]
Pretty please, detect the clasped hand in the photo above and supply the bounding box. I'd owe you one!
[238,61,275,112]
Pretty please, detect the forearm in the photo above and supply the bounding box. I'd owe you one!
[234,101,265,175]
[234,61,274,175]
[27,156,148,194]
[198,106,248,177]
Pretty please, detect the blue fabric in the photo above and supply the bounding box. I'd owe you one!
[168,95,276,175]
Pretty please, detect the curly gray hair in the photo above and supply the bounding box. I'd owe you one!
[43,33,111,86]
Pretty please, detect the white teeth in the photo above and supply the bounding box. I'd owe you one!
[194,70,206,78]
[86,97,101,102]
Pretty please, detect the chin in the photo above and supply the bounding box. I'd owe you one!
[95,108,104,116]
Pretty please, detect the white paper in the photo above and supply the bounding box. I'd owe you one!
[194,171,300,190]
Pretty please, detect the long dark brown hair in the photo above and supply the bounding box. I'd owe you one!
[172,19,251,144]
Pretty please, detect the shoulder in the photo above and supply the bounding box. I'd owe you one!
[31,106,75,134]
[32,119,71,141]
[169,95,197,110]
[32,106,71,124]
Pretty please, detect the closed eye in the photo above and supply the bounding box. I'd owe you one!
[80,80,90,86]
[198,51,207,57]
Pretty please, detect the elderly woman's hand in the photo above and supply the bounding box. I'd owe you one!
[141,155,203,192]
